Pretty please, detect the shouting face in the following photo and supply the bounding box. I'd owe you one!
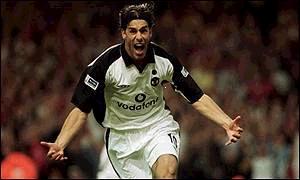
[122,19,152,61]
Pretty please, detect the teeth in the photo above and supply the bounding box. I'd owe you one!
[134,44,144,51]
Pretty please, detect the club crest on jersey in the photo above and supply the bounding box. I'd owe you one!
[84,74,99,90]
[181,67,189,77]
[151,77,160,86]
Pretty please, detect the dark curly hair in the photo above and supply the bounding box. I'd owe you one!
[119,2,155,30]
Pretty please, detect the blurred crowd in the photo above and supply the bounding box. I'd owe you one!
[1,1,299,179]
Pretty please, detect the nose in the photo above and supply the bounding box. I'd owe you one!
[136,32,142,41]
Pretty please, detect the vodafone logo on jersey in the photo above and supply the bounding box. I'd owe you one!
[135,93,146,102]
[116,93,159,111]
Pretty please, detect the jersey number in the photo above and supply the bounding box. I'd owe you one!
[168,133,178,148]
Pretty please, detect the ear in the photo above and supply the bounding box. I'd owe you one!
[149,28,152,39]
[121,29,126,40]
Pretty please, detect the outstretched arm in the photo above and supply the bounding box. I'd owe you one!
[192,94,243,145]
[41,107,88,160]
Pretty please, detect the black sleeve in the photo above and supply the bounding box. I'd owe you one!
[170,55,204,104]
[71,66,104,113]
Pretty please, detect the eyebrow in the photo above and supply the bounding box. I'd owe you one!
[127,25,149,30]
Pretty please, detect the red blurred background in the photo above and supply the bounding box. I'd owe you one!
[1,1,298,179]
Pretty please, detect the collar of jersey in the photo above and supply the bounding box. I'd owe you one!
[121,42,155,67]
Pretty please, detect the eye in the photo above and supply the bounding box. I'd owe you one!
[128,29,137,34]
[140,29,148,34]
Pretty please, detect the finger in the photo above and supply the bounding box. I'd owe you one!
[233,133,241,139]
[52,151,64,160]
[230,137,238,143]
[57,155,68,161]
[60,156,68,161]
[48,150,61,159]
[55,154,63,161]
[49,154,58,160]
[225,137,239,146]
[237,127,244,133]
[60,157,68,161]
[40,141,52,147]
[47,150,56,157]
[225,140,232,146]
[232,116,241,124]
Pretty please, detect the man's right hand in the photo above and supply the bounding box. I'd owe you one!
[40,141,68,161]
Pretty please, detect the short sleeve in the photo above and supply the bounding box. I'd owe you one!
[169,55,204,104]
[71,66,104,113]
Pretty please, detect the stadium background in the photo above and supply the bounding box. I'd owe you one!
[1,0,298,179]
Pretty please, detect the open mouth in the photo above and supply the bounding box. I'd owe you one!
[134,43,145,55]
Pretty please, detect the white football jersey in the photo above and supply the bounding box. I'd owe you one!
[71,42,203,130]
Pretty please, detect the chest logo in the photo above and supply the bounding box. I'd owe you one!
[117,85,130,88]
[135,93,146,102]
[151,77,160,86]
[116,93,159,111]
